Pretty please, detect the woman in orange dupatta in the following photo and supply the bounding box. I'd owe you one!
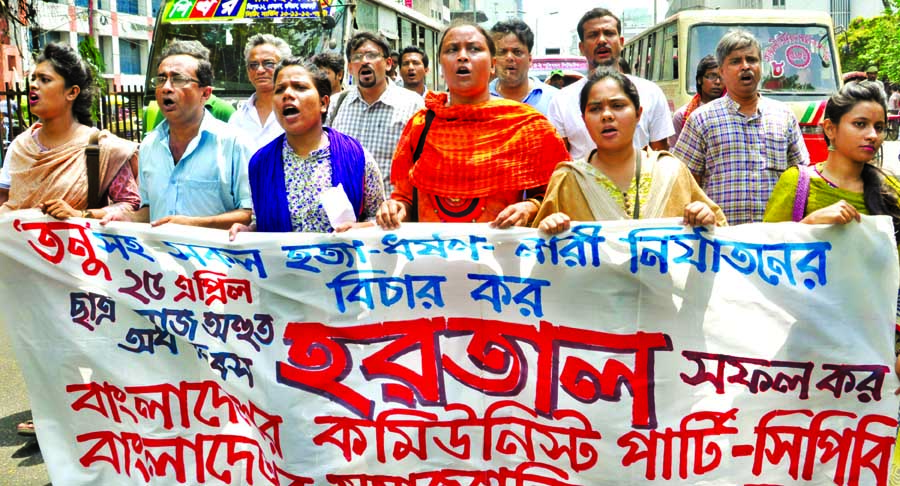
[376,20,569,229]
[0,43,139,220]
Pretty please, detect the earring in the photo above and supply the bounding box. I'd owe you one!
[827,142,835,152]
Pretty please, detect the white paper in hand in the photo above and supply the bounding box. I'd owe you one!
[321,184,356,228]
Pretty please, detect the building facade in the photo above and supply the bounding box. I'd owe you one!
[10,0,158,89]
[666,0,885,30]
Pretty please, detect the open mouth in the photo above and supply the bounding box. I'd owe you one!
[594,46,611,57]
[601,126,618,135]
[162,98,176,108]
[282,105,299,117]
[28,92,38,104]
[739,72,755,82]
[358,67,374,77]
[456,66,471,75]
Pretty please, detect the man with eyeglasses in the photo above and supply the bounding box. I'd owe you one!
[670,54,724,146]
[229,34,292,151]
[104,40,253,230]
[546,8,673,157]
[489,19,558,116]
[328,32,423,194]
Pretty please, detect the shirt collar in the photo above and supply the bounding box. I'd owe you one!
[350,82,404,107]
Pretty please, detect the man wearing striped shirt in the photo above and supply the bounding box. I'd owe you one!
[673,29,808,225]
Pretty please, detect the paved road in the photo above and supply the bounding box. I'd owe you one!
[0,323,50,485]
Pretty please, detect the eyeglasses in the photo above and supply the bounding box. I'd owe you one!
[350,52,383,63]
[150,73,201,89]
[703,73,722,81]
[248,60,277,71]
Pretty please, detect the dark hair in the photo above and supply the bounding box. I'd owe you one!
[577,8,621,42]
[274,57,332,123]
[439,20,496,58]
[400,45,429,68]
[617,57,631,75]
[695,54,718,94]
[160,40,213,87]
[822,80,900,241]
[37,43,95,126]
[345,32,391,62]
[312,51,345,76]
[579,67,640,115]
[490,19,534,53]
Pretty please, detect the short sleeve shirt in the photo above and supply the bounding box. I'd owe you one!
[139,111,253,221]
[229,93,284,153]
[673,95,809,225]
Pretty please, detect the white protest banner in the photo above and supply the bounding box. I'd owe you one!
[0,209,897,485]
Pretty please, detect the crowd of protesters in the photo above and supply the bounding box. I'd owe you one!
[2,6,899,438]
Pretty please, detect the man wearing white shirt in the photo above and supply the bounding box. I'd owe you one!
[547,8,673,159]
[229,34,292,152]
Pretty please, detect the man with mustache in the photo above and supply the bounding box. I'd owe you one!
[229,34,292,152]
[673,30,808,225]
[103,40,253,229]
[489,19,558,116]
[328,32,423,194]
[399,46,430,97]
[546,7,673,158]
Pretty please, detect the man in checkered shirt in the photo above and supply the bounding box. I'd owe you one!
[673,29,809,225]
[327,32,424,195]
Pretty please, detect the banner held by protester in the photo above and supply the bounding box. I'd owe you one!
[0,209,896,485]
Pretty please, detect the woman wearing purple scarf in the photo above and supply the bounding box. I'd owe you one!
[229,58,384,237]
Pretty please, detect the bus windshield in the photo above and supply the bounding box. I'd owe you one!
[688,23,838,99]
[148,0,347,93]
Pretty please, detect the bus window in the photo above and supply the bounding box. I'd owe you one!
[687,23,837,98]
[635,38,644,78]
[646,32,657,81]
[662,23,676,81]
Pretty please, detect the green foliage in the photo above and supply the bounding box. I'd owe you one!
[838,1,900,82]
[77,36,106,123]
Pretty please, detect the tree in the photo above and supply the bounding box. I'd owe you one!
[838,2,900,82]
[78,36,106,124]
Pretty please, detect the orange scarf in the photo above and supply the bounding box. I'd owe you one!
[392,92,569,198]
[2,124,136,211]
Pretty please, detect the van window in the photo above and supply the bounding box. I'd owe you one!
[646,32,657,80]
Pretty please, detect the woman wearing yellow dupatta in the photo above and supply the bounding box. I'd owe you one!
[0,43,139,220]
[534,68,726,234]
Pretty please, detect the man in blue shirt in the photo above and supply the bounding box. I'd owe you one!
[106,40,252,229]
[489,19,558,115]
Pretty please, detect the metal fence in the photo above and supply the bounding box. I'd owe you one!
[0,82,146,161]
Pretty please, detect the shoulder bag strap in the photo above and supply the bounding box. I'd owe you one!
[86,130,104,209]
[327,90,350,126]
[409,109,435,223]
[792,164,812,222]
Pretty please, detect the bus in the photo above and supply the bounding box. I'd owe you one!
[622,9,840,162]
[144,0,445,130]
